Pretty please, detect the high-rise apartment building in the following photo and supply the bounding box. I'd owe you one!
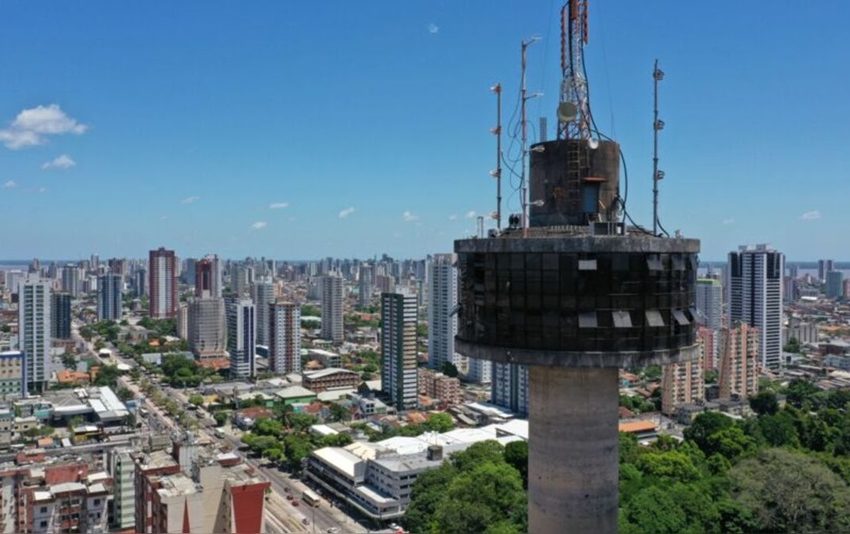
[188,298,226,359]
[381,292,418,411]
[358,264,373,309]
[320,275,343,343]
[134,268,147,297]
[491,363,529,416]
[50,293,72,339]
[727,244,784,370]
[61,264,80,297]
[97,273,123,321]
[427,254,463,372]
[149,248,177,319]
[826,270,844,299]
[695,278,722,330]
[818,259,835,284]
[227,298,255,379]
[195,255,221,298]
[18,277,51,393]
[253,281,274,347]
[269,302,301,374]
[698,326,719,371]
[467,358,492,384]
[661,341,705,416]
[718,322,759,400]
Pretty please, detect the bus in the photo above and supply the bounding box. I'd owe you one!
[302,489,320,507]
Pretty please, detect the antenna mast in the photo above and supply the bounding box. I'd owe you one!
[520,37,540,237]
[652,59,665,235]
[559,0,591,140]
[491,83,503,230]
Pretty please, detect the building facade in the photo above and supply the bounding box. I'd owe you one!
[50,293,71,339]
[719,323,760,401]
[252,281,274,347]
[381,292,418,411]
[227,298,256,379]
[826,270,844,299]
[695,278,722,330]
[97,273,123,322]
[188,298,226,359]
[18,277,50,394]
[320,275,343,343]
[427,254,463,372]
[149,248,177,319]
[269,302,301,374]
[490,363,529,416]
[727,244,784,369]
[661,341,705,416]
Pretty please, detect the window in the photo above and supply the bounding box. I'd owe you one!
[672,310,690,326]
[578,259,597,271]
[645,310,665,327]
[612,311,632,328]
[41,507,48,513]
[578,312,598,328]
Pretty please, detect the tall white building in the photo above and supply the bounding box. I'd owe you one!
[188,298,226,359]
[427,254,462,371]
[18,277,51,393]
[727,244,784,370]
[97,273,123,321]
[320,275,343,343]
[695,278,722,330]
[269,302,301,374]
[253,281,274,347]
[61,264,80,297]
[491,363,529,416]
[381,292,418,411]
[227,298,256,379]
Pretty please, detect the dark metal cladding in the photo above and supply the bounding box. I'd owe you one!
[529,139,621,227]
[454,235,700,368]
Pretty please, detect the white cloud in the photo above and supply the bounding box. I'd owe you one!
[448,214,458,221]
[181,196,200,204]
[251,221,268,230]
[37,187,47,193]
[0,104,88,149]
[269,202,289,209]
[41,154,76,170]
[465,210,477,219]
[2,180,16,189]
[722,218,735,225]
[427,23,439,34]
[402,210,419,222]
[338,207,355,219]
[799,210,821,221]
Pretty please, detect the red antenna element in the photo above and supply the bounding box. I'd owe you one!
[558,0,592,140]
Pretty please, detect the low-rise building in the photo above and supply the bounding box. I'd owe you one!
[303,368,360,393]
[417,368,462,406]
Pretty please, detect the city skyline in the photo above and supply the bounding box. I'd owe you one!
[1,1,849,259]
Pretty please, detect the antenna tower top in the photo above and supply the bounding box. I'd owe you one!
[558,0,592,140]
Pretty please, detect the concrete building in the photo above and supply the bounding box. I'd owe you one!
[302,368,360,392]
[188,298,226,359]
[320,275,343,343]
[18,277,50,394]
[466,358,492,385]
[50,293,71,340]
[826,270,844,299]
[97,273,123,322]
[491,363,529,416]
[269,301,301,374]
[252,281,274,347]
[176,303,189,340]
[427,254,463,373]
[786,319,818,345]
[381,292,418,411]
[149,247,177,319]
[227,298,256,379]
[306,348,341,368]
[818,259,834,283]
[19,463,111,534]
[134,450,181,533]
[108,447,136,531]
[358,264,373,309]
[719,323,759,401]
[698,326,719,370]
[305,421,528,522]
[375,274,395,295]
[661,340,705,416]
[60,264,80,297]
[134,268,147,298]
[0,351,25,400]
[418,367,462,405]
[695,278,722,330]
[194,254,222,298]
[728,244,784,370]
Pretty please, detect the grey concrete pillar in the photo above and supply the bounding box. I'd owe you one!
[528,366,619,534]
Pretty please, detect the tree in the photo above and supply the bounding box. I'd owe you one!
[423,412,454,433]
[705,425,756,461]
[786,378,820,409]
[404,463,458,533]
[328,403,351,422]
[783,337,801,354]
[116,386,134,402]
[283,434,314,472]
[94,365,122,388]
[441,361,459,378]
[749,390,779,416]
[683,412,734,455]
[730,448,850,532]
[704,369,719,385]
[636,451,700,483]
[504,441,528,489]
[214,411,230,427]
[757,411,800,448]
[61,354,78,370]
[188,394,204,407]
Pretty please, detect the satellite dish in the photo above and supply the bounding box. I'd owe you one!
[557,102,577,122]
[588,138,599,150]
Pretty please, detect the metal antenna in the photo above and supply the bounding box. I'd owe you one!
[652,59,665,235]
[491,83,503,230]
[521,36,541,237]
[558,0,591,140]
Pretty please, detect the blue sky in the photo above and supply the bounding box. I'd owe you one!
[0,1,847,261]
